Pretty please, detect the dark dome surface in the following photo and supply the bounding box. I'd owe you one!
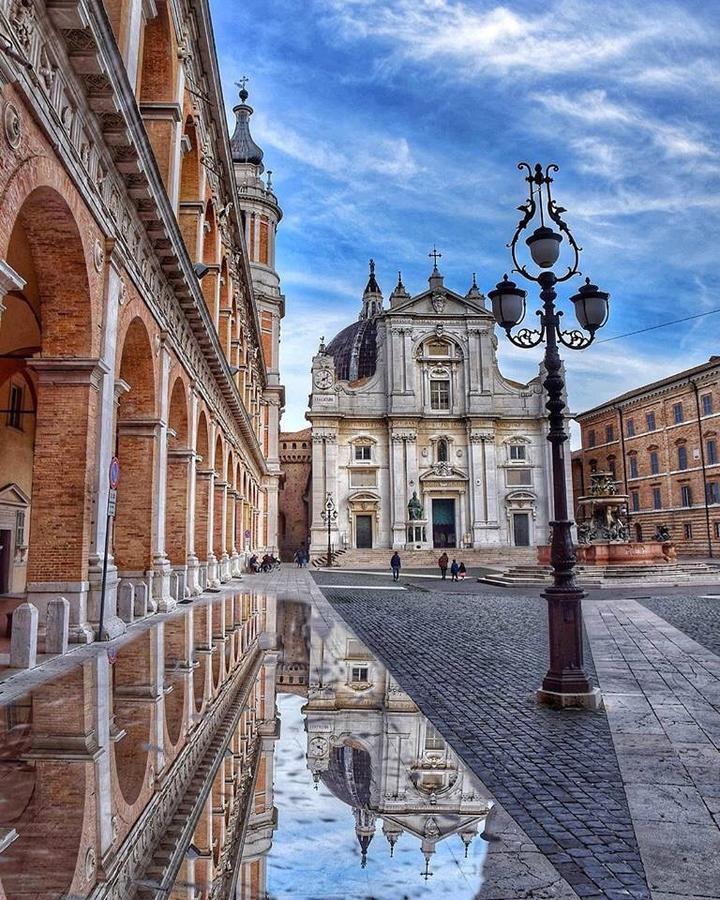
[230,105,264,167]
[320,744,371,808]
[326,319,378,382]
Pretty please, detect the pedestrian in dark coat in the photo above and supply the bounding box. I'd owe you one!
[458,561,467,580]
[450,559,460,582]
[390,551,401,582]
[438,552,449,580]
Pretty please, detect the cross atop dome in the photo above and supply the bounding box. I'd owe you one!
[235,75,249,102]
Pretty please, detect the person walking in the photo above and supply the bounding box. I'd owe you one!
[458,561,467,580]
[450,559,460,582]
[438,552,449,580]
[390,551,401,582]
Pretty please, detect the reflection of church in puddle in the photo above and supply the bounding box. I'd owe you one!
[304,605,491,873]
[237,599,491,894]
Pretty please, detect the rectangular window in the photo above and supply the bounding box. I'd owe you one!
[605,424,614,443]
[506,469,532,486]
[509,444,526,461]
[678,445,688,470]
[626,418,635,436]
[681,485,693,507]
[424,724,445,751]
[430,379,450,410]
[646,411,656,431]
[631,490,640,512]
[350,470,377,488]
[652,487,662,509]
[629,455,638,478]
[587,429,596,448]
[707,482,720,505]
[650,451,659,475]
[15,510,25,547]
[350,665,369,683]
[7,383,22,430]
[708,440,718,465]
[354,445,371,461]
[702,394,713,416]
[684,523,693,540]
[608,459,616,478]
[673,402,684,424]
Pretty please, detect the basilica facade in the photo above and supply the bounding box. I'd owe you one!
[308,260,565,554]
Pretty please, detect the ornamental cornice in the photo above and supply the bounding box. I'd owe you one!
[0,0,267,479]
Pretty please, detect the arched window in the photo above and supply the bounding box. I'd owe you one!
[437,439,448,462]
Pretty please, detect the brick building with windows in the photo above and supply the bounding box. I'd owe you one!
[0,0,284,641]
[572,356,720,557]
[278,428,312,560]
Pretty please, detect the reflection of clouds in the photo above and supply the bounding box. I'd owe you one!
[265,694,487,898]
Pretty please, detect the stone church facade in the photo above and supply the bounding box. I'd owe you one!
[308,260,561,554]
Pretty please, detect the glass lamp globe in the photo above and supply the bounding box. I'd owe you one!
[525,226,562,268]
[570,278,610,332]
[488,275,527,329]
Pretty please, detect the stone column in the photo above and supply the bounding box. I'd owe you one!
[87,254,125,640]
[214,480,230,581]
[206,421,219,587]
[152,336,174,611]
[166,449,192,589]
[94,651,114,859]
[390,433,408,548]
[26,359,108,642]
[194,469,213,590]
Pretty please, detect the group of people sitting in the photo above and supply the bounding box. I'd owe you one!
[388,551,468,583]
[247,553,280,574]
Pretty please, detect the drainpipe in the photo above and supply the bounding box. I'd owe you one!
[616,405,631,526]
[691,380,713,558]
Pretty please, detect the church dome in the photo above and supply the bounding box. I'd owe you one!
[325,318,378,382]
[325,260,382,381]
[230,83,264,169]
[320,744,372,808]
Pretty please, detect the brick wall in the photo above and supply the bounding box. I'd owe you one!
[278,429,312,560]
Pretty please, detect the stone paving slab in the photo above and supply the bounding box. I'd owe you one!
[312,575,649,899]
[584,597,720,899]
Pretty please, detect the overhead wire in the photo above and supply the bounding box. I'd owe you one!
[594,306,720,344]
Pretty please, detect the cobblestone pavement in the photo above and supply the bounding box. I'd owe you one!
[636,593,720,657]
[314,575,650,900]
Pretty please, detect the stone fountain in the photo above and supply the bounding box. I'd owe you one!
[539,472,675,566]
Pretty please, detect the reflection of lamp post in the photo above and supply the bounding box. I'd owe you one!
[489,163,610,709]
[320,492,338,568]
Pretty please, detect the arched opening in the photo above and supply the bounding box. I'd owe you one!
[165,378,190,576]
[178,115,203,257]
[635,523,643,542]
[113,633,152,806]
[0,671,88,896]
[114,318,156,582]
[163,617,186,747]
[212,436,226,567]
[194,411,211,569]
[437,438,449,463]
[0,187,94,613]
[192,603,209,712]
[137,1,178,103]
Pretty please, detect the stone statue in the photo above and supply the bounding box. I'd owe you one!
[408,491,424,521]
[654,524,671,543]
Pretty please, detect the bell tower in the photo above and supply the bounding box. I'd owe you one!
[230,78,285,550]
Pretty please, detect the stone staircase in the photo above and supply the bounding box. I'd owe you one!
[479,560,720,589]
[312,547,537,570]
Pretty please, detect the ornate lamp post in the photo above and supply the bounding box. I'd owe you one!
[320,492,338,568]
[489,163,610,709]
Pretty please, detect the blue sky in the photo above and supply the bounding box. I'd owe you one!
[210,0,720,442]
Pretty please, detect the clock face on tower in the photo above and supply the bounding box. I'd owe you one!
[313,369,334,390]
[308,736,327,758]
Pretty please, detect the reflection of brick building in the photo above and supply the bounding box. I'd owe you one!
[574,356,720,557]
[278,428,312,560]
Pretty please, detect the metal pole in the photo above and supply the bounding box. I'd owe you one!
[538,271,592,699]
[97,513,111,641]
[326,511,332,568]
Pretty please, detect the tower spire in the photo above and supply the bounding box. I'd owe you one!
[360,258,383,320]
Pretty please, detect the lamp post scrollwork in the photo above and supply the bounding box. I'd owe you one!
[489,163,610,709]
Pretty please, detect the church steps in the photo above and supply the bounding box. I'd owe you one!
[479,560,720,588]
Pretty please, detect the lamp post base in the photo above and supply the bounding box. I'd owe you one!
[536,686,603,710]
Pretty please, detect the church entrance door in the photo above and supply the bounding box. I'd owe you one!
[432,499,456,548]
[356,515,373,549]
[513,513,530,546]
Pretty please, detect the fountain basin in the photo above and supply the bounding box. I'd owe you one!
[538,541,676,567]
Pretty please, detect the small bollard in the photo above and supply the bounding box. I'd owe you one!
[46,596,69,655]
[117,581,135,624]
[9,602,38,669]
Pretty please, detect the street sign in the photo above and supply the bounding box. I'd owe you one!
[109,456,120,489]
[244,530,251,539]
[107,488,117,518]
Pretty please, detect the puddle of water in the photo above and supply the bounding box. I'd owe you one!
[0,589,489,898]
